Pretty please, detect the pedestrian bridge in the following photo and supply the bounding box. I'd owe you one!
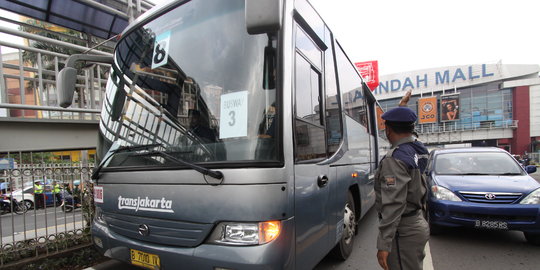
[0,104,99,152]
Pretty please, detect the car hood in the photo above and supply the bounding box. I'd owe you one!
[10,190,23,195]
[433,174,540,193]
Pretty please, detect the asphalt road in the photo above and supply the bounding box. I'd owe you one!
[87,170,540,270]
[1,207,84,243]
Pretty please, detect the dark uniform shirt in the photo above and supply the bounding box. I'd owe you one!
[374,136,429,251]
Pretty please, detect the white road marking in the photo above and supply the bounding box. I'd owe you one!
[423,241,435,270]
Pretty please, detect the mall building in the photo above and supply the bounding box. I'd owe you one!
[372,62,540,157]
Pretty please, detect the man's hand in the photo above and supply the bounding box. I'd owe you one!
[398,89,412,107]
[377,250,390,270]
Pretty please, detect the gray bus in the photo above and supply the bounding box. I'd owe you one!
[57,0,389,269]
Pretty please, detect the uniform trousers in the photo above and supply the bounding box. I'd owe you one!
[387,211,429,270]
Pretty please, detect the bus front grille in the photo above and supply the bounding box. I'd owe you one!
[104,212,213,247]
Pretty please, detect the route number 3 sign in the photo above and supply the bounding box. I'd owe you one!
[219,91,248,139]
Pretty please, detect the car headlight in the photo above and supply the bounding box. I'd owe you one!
[431,185,462,201]
[520,188,540,204]
[207,221,281,246]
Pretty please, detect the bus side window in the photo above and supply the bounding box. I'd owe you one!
[334,42,370,163]
[294,54,326,162]
[324,34,342,156]
[294,25,326,162]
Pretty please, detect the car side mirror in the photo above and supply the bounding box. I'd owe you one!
[245,0,282,35]
[525,165,537,174]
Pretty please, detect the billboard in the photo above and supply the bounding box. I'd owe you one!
[418,96,437,124]
[355,61,379,91]
[376,105,385,130]
[440,94,460,121]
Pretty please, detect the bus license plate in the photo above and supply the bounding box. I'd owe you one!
[130,249,160,270]
[474,220,508,230]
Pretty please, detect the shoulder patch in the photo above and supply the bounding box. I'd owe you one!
[385,176,396,186]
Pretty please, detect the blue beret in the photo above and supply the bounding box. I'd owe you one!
[382,107,417,122]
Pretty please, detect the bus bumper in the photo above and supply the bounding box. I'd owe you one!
[91,217,295,270]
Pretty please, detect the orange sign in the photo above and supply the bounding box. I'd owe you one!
[418,97,437,124]
[376,106,385,130]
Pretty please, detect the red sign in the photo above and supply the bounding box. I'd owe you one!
[355,61,379,91]
[94,186,104,203]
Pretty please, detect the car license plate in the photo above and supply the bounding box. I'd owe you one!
[474,220,508,230]
[130,249,160,270]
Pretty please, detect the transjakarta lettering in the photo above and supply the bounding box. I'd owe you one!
[118,195,174,213]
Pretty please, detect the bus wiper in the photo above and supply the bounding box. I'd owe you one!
[460,173,491,175]
[136,150,224,181]
[91,143,162,180]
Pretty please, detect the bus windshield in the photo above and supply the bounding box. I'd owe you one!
[99,0,279,169]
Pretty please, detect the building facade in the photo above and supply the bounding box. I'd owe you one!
[373,63,540,156]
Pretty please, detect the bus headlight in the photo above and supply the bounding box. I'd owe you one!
[520,188,540,204]
[207,221,281,245]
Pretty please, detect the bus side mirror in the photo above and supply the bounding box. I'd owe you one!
[56,54,113,108]
[245,0,282,35]
[57,67,78,108]
[263,44,276,89]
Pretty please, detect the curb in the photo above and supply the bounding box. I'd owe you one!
[83,259,136,270]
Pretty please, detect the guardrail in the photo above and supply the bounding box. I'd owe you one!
[0,161,95,267]
[0,18,110,122]
[417,119,518,134]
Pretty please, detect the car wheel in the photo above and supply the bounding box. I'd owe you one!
[524,232,540,246]
[23,200,34,210]
[331,191,356,260]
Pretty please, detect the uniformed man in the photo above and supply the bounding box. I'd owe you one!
[52,181,62,206]
[375,105,430,270]
[34,181,45,209]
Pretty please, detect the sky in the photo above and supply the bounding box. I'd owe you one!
[309,0,540,75]
[2,0,539,76]
[148,0,540,75]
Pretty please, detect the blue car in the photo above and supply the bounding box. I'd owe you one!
[426,147,540,245]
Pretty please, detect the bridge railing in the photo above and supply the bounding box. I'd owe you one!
[0,17,112,122]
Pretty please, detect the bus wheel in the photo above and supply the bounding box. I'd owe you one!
[331,191,356,260]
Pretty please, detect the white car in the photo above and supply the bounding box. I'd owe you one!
[11,185,56,209]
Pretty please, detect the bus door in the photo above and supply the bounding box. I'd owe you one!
[293,21,332,268]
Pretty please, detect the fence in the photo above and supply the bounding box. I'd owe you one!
[0,152,94,267]
[0,20,111,122]
[417,120,518,134]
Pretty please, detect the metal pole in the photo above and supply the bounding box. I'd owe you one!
[18,49,26,117]
[0,25,112,56]
[75,0,130,19]
[0,103,100,113]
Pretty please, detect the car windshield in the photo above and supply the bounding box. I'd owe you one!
[434,152,523,175]
[98,0,279,169]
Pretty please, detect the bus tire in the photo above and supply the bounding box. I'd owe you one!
[331,191,356,260]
